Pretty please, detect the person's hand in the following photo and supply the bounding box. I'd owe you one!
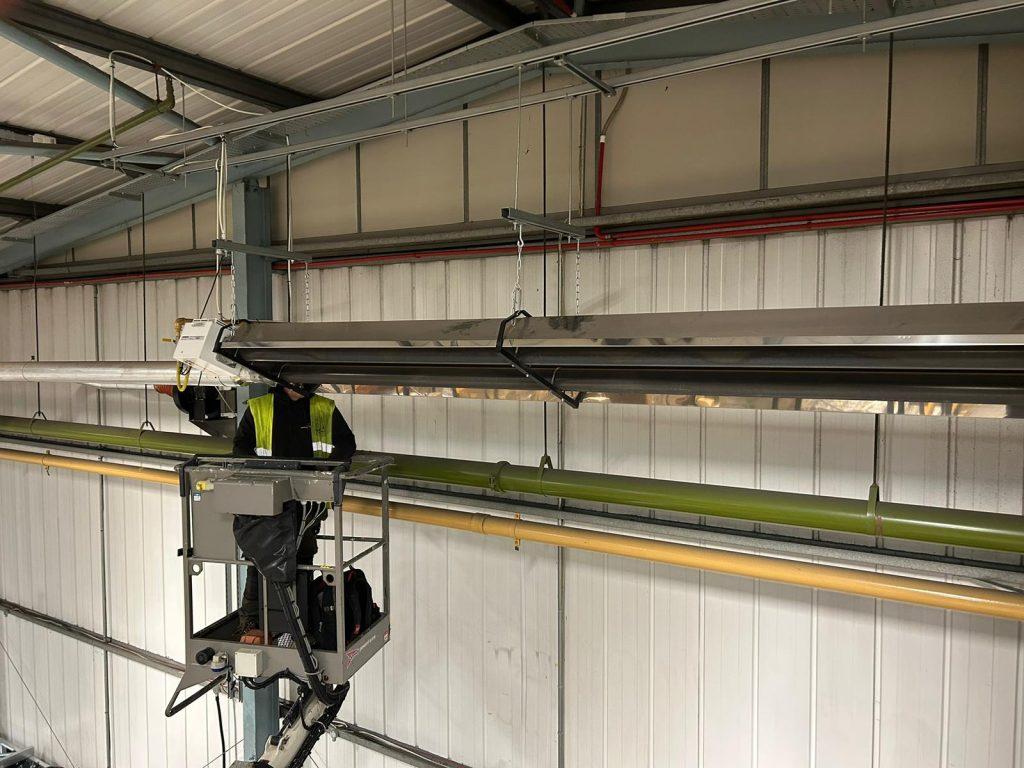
[240,629,265,645]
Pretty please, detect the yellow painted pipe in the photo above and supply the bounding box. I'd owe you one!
[0,448,177,486]
[2,447,1022,622]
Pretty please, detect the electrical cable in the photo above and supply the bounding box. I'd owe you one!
[214,693,227,768]
[513,65,523,209]
[197,738,242,768]
[106,49,263,118]
[0,632,79,768]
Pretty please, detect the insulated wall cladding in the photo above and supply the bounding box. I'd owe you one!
[272,213,1024,768]
[0,279,242,768]
[2,215,1024,768]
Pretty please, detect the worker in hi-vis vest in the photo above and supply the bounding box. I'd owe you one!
[233,385,357,643]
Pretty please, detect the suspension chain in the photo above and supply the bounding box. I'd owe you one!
[304,261,312,321]
[511,224,525,314]
[574,238,581,315]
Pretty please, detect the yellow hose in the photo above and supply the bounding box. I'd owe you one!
[2,446,1022,622]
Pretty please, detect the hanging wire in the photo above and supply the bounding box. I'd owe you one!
[107,49,261,119]
[566,96,581,313]
[286,137,294,322]
[541,67,550,460]
[402,0,410,124]
[197,739,243,768]
[566,96,573,226]
[140,193,152,428]
[31,235,43,418]
[0,634,79,768]
[509,65,526,314]
[513,65,524,209]
[871,33,896,489]
[389,0,397,118]
[577,95,587,217]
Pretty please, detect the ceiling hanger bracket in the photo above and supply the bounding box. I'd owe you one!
[496,309,583,408]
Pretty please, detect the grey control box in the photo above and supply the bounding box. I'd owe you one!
[190,474,293,560]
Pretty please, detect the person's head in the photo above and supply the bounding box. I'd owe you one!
[280,386,306,401]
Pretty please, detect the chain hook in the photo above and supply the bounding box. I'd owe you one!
[510,224,525,314]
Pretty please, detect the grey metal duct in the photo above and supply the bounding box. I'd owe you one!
[0,361,177,385]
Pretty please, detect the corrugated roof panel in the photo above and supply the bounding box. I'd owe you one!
[0,38,266,207]
[45,0,489,97]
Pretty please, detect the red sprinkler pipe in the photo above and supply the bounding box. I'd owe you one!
[5,198,1024,290]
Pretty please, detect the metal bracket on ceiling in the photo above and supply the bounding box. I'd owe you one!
[213,238,303,262]
[496,309,583,409]
[108,191,143,201]
[502,207,588,240]
[553,56,616,96]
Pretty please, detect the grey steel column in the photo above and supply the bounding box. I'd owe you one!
[230,176,278,760]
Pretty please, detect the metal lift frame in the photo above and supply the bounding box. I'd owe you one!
[167,454,393,716]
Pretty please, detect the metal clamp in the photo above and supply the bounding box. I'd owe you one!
[489,461,511,492]
[867,482,883,538]
[496,310,583,409]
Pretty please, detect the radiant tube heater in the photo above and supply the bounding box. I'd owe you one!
[215,302,1024,418]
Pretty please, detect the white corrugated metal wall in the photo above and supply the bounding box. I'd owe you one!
[1,33,1023,768]
[0,278,243,767]
[1,216,1023,767]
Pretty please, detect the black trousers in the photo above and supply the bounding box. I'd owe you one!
[238,519,321,633]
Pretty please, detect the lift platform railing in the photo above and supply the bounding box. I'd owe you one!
[167,455,393,721]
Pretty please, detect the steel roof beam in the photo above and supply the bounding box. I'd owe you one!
[0,197,62,219]
[0,138,174,166]
[186,0,1024,171]
[444,0,531,31]
[0,0,313,110]
[0,18,202,133]
[104,0,798,156]
[0,120,87,146]
[533,0,572,18]
[587,0,725,10]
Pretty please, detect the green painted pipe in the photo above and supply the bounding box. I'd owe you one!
[0,78,176,196]
[1,415,1022,553]
[0,415,232,457]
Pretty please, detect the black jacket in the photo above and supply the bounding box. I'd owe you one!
[233,388,356,461]
[235,389,356,632]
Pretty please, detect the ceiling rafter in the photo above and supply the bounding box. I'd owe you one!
[0,0,315,110]
[444,0,532,31]
[0,121,86,147]
[0,197,62,219]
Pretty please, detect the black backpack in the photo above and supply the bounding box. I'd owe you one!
[311,568,381,650]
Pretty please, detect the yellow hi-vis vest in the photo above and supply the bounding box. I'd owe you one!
[249,393,335,459]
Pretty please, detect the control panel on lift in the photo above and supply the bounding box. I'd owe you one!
[166,454,393,768]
